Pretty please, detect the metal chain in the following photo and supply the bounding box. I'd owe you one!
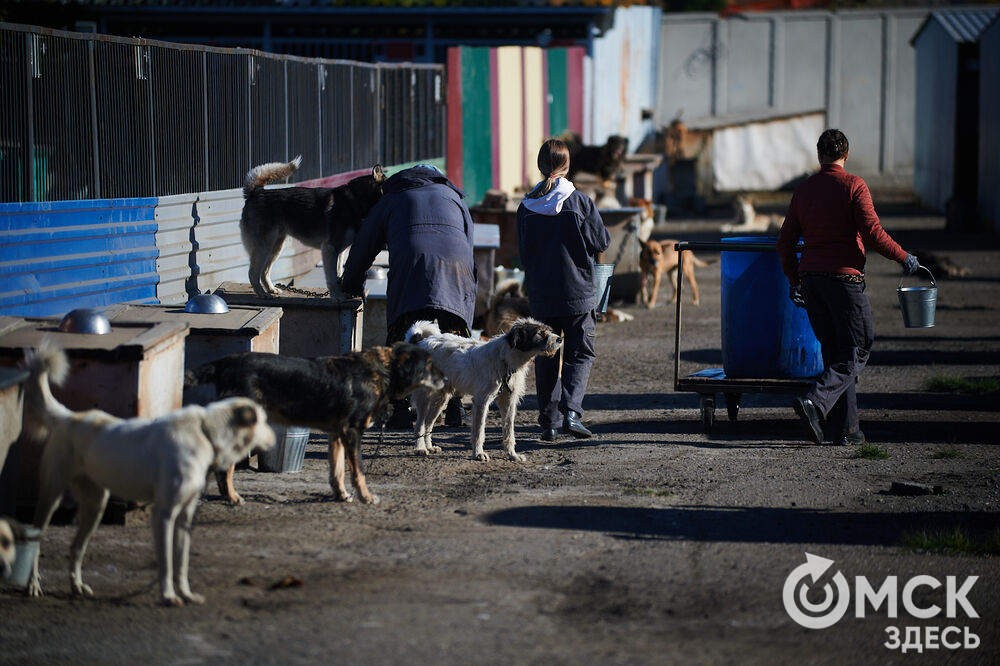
[273,282,329,298]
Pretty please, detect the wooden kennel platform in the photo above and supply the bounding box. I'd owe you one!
[214,282,362,356]
[105,303,282,369]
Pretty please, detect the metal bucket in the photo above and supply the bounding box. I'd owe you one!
[8,526,40,589]
[593,263,615,313]
[258,424,310,473]
[897,266,937,328]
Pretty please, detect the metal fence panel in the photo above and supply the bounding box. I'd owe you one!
[206,52,251,193]
[0,31,30,203]
[0,23,445,204]
[249,55,289,177]
[151,46,207,196]
[95,40,155,199]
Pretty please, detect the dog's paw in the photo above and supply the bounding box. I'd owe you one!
[27,580,43,598]
[361,493,380,505]
[227,494,245,506]
[508,451,526,463]
[333,492,354,503]
[427,445,441,454]
[474,452,490,462]
[72,582,95,598]
[160,594,185,607]
[181,592,205,605]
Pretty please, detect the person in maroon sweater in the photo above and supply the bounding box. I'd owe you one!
[777,129,919,446]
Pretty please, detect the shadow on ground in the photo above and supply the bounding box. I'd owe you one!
[483,504,999,546]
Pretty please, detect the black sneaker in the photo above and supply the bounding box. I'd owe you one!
[792,397,823,444]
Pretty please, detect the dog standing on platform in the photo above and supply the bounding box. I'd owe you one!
[240,157,386,298]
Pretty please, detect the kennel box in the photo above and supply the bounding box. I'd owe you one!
[213,282,362,356]
[104,303,282,369]
[0,316,189,519]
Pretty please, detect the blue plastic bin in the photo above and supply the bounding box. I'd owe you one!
[720,237,822,378]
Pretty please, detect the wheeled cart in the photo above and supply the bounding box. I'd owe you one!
[671,240,815,433]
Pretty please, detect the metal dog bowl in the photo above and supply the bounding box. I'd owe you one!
[58,309,111,335]
[366,267,388,280]
[184,293,230,314]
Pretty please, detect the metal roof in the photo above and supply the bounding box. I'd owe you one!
[911,6,1000,45]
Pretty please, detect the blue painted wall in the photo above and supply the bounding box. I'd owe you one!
[0,198,159,316]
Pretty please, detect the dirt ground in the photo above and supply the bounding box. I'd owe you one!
[1,206,998,665]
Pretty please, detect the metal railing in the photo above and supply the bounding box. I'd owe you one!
[0,22,446,203]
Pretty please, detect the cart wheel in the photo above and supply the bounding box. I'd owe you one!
[700,395,715,434]
[724,393,741,422]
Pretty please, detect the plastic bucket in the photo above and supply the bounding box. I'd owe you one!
[258,424,310,473]
[720,237,822,378]
[8,526,40,589]
[593,263,615,313]
[897,266,937,328]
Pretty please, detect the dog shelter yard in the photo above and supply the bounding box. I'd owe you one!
[1,209,999,664]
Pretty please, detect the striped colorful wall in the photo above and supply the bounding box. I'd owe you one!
[447,45,586,206]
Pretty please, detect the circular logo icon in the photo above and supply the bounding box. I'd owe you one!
[783,553,851,629]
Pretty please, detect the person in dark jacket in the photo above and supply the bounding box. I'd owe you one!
[517,139,611,441]
[777,129,919,446]
[341,164,477,427]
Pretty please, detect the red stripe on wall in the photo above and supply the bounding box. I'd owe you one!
[567,46,585,135]
[446,47,463,189]
[490,48,500,191]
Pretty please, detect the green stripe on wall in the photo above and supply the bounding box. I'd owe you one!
[547,49,569,138]
[461,47,493,206]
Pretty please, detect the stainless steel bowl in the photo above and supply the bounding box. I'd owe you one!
[58,309,111,335]
[184,293,230,314]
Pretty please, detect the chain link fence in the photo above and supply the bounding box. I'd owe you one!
[0,22,445,203]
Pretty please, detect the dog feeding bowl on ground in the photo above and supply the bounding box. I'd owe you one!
[58,309,111,335]
[184,293,230,314]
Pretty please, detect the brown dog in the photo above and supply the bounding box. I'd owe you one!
[639,239,710,307]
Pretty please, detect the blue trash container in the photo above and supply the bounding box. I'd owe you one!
[720,237,822,378]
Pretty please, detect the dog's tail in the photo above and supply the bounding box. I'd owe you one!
[21,341,72,442]
[243,155,302,197]
[404,320,441,345]
[685,251,714,268]
[489,279,525,308]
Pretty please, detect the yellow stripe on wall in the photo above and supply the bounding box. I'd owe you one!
[522,47,546,189]
[495,46,524,196]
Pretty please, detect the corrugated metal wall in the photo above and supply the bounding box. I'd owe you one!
[589,6,661,155]
[657,8,926,191]
[0,198,159,315]
[979,19,1000,232]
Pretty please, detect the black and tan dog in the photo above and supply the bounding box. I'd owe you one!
[563,132,629,186]
[184,343,445,505]
[484,279,532,337]
[240,157,386,298]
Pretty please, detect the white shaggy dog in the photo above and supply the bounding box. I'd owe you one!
[0,518,15,579]
[405,318,562,462]
[21,343,274,606]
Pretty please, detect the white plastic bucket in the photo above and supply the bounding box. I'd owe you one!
[593,263,615,313]
[897,266,937,328]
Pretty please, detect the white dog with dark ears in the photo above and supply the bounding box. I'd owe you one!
[0,518,15,579]
[21,342,274,607]
[405,318,562,462]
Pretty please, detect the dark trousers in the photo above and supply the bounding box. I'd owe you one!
[800,275,874,437]
[534,312,597,427]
